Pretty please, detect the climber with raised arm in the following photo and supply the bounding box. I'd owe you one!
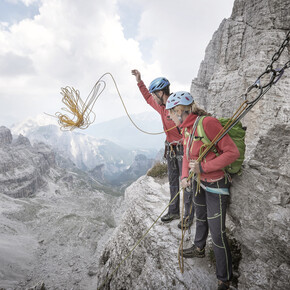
[131,69,194,228]
[166,91,240,290]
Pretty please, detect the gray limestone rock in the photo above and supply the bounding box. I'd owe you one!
[0,127,55,198]
[190,0,290,289]
[97,176,217,290]
[0,127,123,290]
[0,126,12,146]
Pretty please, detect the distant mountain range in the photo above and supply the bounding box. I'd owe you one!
[10,113,164,185]
[12,111,166,150]
[84,111,166,149]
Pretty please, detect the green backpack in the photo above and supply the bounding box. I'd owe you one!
[196,116,246,175]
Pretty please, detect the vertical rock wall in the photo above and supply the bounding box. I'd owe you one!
[191,0,290,288]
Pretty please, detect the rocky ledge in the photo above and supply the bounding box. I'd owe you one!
[96,175,222,290]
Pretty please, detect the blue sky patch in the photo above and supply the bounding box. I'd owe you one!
[117,1,141,39]
[0,0,40,24]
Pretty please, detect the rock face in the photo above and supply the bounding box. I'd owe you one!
[89,164,106,182]
[190,0,290,288]
[0,127,124,290]
[11,121,157,186]
[0,126,12,146]
[0,127,56,198]
[109,154,155,186]
[192,0,290,156]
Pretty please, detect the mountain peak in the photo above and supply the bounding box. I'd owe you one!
[11,113,58,136]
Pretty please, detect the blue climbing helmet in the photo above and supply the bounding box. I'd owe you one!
[166,91,194,110]
[149,77,170,93]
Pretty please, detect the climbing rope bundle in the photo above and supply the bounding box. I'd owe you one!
[54,75,106,131]
[52,72,176,134]
[55,84,102,130]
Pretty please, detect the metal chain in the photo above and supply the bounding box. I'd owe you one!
[212,30,290,144]
[245,30,290,102]
[266,30,290,72]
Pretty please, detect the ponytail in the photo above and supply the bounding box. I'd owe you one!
[191,103,211,116]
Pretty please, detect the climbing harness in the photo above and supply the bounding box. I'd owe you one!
[97,31,290,288]
[165,140,183,159]
[50,72,177,134]
[169,144,176,158]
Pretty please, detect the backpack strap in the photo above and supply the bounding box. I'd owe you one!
[196,116,209,144]
[186,116,201,161]
[196,116,219,156]
[197,116,229,182]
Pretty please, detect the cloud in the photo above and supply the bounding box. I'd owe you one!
[0,0,149,126]
[5,0,40,6]
[0,52,35,75]
[136,0,234,89]
[0,0,235,128]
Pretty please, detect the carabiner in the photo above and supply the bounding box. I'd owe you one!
[244,80,263,105]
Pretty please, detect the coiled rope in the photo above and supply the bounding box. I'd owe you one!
[51,72,177,134]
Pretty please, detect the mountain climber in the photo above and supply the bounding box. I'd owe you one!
[131,70,194,228]
[166,91,240,290]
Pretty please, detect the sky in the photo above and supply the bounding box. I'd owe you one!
[0,0,235,128]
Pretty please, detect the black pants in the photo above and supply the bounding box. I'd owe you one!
[166,144,183,215]
[193,179,232,282]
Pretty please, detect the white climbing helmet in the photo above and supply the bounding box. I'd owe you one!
[166,91,194,110]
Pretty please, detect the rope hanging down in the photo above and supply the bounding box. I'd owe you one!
[96,30,290,288]
[51,72,176,135]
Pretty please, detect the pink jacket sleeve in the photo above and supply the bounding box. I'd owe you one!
[137,81,162,114]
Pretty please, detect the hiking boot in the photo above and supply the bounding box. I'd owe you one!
[217,280,230,290]
[161,212,180,223]
[178,219,193,230]
[180,244,205,258]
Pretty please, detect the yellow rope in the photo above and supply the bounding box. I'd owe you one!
[51,72,177,134]
[178,188,185,273]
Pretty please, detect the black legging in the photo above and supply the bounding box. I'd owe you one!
[193,179,232,282]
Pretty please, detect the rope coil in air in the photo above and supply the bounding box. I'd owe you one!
[51,72,177,135]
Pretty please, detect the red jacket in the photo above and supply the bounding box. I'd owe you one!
[180,114,240,182]
[137,81,182,143]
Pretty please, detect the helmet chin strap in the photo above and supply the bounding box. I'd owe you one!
[177,110,190,125]
[158,96,164,105]
[155,91,165,105]
[177,116,183,124]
